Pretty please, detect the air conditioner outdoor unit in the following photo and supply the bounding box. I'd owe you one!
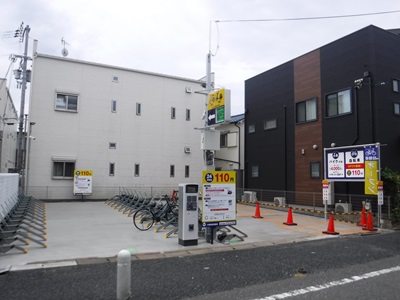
[184,146,191,153]
[274,197,286,206]
[243,191,257,203]
[335,203,352,213]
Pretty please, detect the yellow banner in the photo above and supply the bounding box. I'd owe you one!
[207,89,225,110]
[364,161,378,195]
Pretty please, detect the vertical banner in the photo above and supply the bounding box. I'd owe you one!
[365,161,378,195]
[202,171,236,227]
[73,170,93,195]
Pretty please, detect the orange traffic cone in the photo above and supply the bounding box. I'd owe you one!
[323,212,339,235]
[363,211,378,231]
[357,205,367,227]
[252,201,263,219]
[283,207,297,226]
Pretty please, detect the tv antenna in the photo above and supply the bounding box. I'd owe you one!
[61,37,69,57]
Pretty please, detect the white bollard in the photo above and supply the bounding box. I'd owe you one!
[117,249,131,300]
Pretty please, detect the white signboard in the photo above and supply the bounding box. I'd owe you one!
[73,170,93,195]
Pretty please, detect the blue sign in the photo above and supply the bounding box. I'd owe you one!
[364,146,379,161]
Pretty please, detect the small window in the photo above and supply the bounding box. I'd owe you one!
[109,163,115,176]
[53,161,75,179]
[394,103,400,116]
[310,162,321,179]
[109,142,116,149]
[296,98,317,123]
[171,107,176,119]
[134,164,140,177]
[136,103,141,115]
[251,165,259,178]
[185,165,190,178]
[170,165,175,177]
[186,109,191,121]
[112,76,119,82]
[55,93,78,112]
[111,100,117,113]
[393,79,399,93]
[220,133,228,148]
[248,124,255,134]
[326,89,351,117]
[264,119,277,130]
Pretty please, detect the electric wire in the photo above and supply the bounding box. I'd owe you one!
[215,9,400,23]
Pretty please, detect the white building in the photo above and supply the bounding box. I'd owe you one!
[0,78,18,173]
[27,53,208,200]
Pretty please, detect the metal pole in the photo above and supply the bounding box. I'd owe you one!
[377,142,381,228]
[17,25,30,178]
[117,250,131,300]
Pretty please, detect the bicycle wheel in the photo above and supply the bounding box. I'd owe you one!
[133,209,154,231]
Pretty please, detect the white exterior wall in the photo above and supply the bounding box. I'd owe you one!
[0,79,18,173]
[215,120,244,171]
[28,54,206,199]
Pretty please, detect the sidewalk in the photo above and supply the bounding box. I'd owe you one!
[0,201,379,272]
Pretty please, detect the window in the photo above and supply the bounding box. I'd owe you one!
[53,161,75,179]
[112,76,119,82]
[251,165,259,178]
[393,79,399,92]
[248,124,255,134]
[186,109,191,121]
[185,165,190,178]
[170,165,175,177]
[171,107,176,119]
[136,103,141,115]
[310,162,320,179]
[326,89,351,117]
[134,164,140,177]
[109,163,115,176]
[55,93,78,112]
[264,119,277,130]
[111,100,117,113]
[394,103,400,116]
[109,142,116,149]
[220,133,228,148]
[296,98,317,123]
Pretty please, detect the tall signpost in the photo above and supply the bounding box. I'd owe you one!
[324,143,382,227]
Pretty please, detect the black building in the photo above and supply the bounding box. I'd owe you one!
[245,25,400,207]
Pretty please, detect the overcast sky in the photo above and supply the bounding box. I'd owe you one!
[1,0,399,116]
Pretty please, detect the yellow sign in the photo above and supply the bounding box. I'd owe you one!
[364,161,378,195]
[207,89,225,110]
[74,170,93,176]
[202,171,236,184]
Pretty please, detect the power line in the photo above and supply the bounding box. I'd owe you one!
[216,9,400,23]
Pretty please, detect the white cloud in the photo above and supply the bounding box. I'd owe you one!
[1,0,399,116]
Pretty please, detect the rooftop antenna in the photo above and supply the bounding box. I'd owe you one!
[61,37,69,57]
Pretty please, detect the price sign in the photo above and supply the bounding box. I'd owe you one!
[74,169,93,195]
[202,171,236,227]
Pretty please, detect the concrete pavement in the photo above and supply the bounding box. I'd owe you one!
[0,201,377,272]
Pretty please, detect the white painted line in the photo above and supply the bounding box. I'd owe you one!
[254,265,400,300]
[10,260,77,271]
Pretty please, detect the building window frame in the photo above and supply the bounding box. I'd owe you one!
[264,119,277,130]
[55,93,78,112]
[296,98,317,123]
[134,164,140,177]
[220,132,228,148]
[111,100,117,113]
[170,165,175,177]
[136,102,141,115]
[109,142,117,149]
[186,108,191,121]
[52,161,75,179]
[109,163,115,176]
[185,165,190,178]
[171,107,176,119]
[248,124,255,134]
[251,165,259,178]
[310,162,321,179]
[326,89,352,117]
[393,79,399,93]
[394,102,400,116]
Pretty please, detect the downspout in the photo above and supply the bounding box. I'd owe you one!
[234,121,241,170]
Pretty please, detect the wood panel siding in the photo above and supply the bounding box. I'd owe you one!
[294,50,323,201]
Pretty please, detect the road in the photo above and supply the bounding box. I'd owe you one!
[1,231,400,299]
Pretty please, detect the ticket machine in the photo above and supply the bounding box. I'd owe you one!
[178,183,199,246]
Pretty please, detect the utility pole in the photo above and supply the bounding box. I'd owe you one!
[15,24,31,178]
